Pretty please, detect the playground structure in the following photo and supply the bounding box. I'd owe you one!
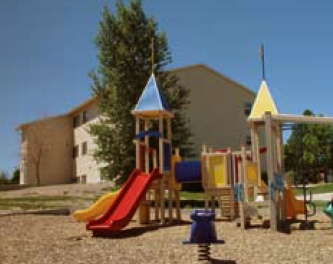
[84,73,190,235]
[201,147,238,220]
[75,62,333,234]
[242,79,333,231]
[198,79,331,231]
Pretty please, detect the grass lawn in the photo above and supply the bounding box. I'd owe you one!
[293,183,333,196]
[1,184,331,211]
[313,200,327,209]
[0,196,95,211]
[179,191,204,200]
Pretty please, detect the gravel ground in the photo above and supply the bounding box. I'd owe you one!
[1,212,333,264]
[1,184,333,264]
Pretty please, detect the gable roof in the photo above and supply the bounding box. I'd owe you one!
[170,64,255,97]
[17,63,254,128]
[132,73,172,118]
[248,80,279,120]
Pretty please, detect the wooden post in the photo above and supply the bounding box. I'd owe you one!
[155,189,159,221]
[253,125,262,188]
[144,119,149,173]
[203,145,210,210]
[174,148,181,221]
[152,149,157,168]
[276,122,286,224]
[175,190,181,221]
[159,114,165,224]
[250,123,257,162]
[239,146,246,229]
[276,122,284,173]
[167,118,173,223]
[241,146,249,202]
[264,112,277,231]
[135,117,140,169]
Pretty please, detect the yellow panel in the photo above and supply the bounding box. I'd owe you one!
[246,162,258,186]
[248,80,279,120]
[201,155,207,188]
[208,155,227,187]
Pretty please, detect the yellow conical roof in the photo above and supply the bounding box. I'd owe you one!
[248,80,279,120]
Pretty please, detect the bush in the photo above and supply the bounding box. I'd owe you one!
[11,167,20,184]
[0,171,9,185]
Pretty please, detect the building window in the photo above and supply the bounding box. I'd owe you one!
[73,145,79,158]
[73,115,80,128]
[82,141,88,155]
[244,102,252,116]
[82,110,88,124]
[246,135,252,146]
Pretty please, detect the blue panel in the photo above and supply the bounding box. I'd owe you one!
[163,142,171,171]
[134,74,171,113]
[135,130,162,139]
[274,173,285,191]
[175,161,202,183]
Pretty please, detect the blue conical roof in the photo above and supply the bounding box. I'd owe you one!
[132,73,171,117]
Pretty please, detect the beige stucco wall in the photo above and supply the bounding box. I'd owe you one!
[18,64,258,185]
[72,103,102,183]
[175,65,256,155]
[19,116,73,186]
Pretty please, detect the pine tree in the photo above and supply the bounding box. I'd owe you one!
[89,0,193,185]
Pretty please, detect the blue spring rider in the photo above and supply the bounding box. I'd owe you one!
[183,210,225,262]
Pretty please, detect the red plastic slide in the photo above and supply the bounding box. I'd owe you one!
[86,168,161,235]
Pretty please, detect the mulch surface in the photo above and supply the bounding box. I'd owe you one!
[1,212,333,264]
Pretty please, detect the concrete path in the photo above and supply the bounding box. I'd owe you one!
[296,192,333,201]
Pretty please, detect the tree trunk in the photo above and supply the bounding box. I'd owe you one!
[36,160,41,186]
[36,169,41,186]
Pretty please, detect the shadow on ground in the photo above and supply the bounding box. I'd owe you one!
[91,219,192,239]
[210,259,237,264]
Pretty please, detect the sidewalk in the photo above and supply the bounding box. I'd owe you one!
[296,192,333,201]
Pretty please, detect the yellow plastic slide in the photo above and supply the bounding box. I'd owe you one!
[72,190,120,222]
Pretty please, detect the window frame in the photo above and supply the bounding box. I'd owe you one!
[73,115,80,128]
[73,145,79,158]
[244,102,252,116]
[82,110,88,124]
[81,141,88,155]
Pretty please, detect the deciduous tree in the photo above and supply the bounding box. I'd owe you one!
[284,110,333,183]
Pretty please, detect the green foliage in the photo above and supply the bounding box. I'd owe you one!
[11,167,20,184]
[284,110,333,183]
[90,0,193,185]
[0,171,9,185]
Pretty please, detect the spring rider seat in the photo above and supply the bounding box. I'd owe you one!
[183,209,225,262]
[323,203,333,229]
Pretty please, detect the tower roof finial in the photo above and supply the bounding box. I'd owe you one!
[260,43,266,81]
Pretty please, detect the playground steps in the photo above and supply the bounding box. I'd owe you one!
[220,193,238,220]
[205,187,238,220]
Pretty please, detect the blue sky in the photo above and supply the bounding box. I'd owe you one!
[1,0,333,176]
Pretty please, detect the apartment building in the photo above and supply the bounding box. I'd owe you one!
[17,64,256,185]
